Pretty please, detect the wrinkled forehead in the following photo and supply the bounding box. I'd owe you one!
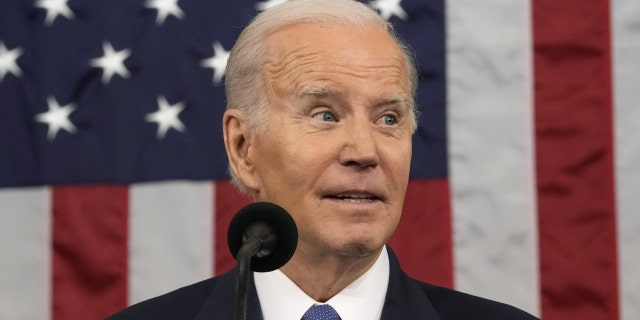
[261,23,409,92]
[263,22,400,58]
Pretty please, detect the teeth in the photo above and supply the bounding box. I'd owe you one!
[333,194,375,202]
[336,194,371,199]
[341,198,373,203]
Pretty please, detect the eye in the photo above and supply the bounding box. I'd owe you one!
[379,114,398,126]
[313,111,337,122]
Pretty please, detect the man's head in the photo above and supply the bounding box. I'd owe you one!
[225,0,418,134]
[223,0,417,259]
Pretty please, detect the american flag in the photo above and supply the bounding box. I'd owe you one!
[1,0,638,319]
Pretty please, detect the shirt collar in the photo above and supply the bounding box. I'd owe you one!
[255,246,390,320]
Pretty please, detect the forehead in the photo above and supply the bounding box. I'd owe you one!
[262,23,409,97]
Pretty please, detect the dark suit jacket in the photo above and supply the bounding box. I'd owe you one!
[107,248,538,319]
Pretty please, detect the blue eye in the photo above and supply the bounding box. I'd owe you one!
[381,114,397,125]
[316,111,336,122]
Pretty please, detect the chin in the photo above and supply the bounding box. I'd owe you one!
[334,239,382,258]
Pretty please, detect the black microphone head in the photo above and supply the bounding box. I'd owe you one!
[227,202,298,272]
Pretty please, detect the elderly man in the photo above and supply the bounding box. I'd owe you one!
[109,0,538,319]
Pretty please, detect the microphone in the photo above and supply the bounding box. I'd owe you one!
[227,202,298,320]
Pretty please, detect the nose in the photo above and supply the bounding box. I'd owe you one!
[338,116,379,170]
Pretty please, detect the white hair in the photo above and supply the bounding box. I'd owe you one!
[224,0,419,192]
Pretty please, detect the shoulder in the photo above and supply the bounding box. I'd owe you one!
[106,276,224,320]
[385,247,538,320]
[414,280,539,320]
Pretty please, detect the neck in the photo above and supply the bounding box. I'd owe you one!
[279,245,383,302]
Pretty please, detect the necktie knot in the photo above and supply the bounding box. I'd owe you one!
[301,304,341,320]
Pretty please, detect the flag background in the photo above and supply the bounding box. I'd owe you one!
[1,0,638,319]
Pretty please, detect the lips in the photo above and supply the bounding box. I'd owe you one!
[324,192,381,203]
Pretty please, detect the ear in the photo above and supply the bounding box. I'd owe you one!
[223,109,260,192]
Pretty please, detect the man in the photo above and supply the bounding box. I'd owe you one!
[109,0,538,319]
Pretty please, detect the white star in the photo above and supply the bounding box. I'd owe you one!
[0,42,23,82]
[34,97,77,141]
[255,0,289,11]
[145,0,185,25]
[200,42,230,84]
[145,96,186,139]
[370,0,408,21]
[89,42,131,84]
[35,0,75,26]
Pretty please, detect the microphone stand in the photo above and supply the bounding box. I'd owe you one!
[234,237,262,320]
[228,202,297,320]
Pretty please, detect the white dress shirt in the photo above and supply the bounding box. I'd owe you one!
[255,246,390,320]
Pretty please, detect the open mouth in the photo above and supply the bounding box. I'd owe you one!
[325,193,380,203]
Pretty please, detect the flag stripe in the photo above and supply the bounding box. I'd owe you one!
[533,1,620,319]
[51,186,129,320]
[388,179,453,288]
[612,0,640,319]
[0,188,50,320]
[1,1,638,319]
[128,181,214,305]
[214,181,252,275]
[445,0,540,315]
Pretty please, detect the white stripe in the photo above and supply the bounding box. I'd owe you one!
[613,0,640,319]
[446,0,539,315]
[129,181,214,305]
[0,187,51,320]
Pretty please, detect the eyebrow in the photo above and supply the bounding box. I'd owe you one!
[378,94,413,111]
[299,86,413,110]
[299,86,335,98]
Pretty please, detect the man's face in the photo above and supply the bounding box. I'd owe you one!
[245,23,413,258]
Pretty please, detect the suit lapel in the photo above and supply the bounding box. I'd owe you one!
[381,248,443,320]
[194,269,263,320]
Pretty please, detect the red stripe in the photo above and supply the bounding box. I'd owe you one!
[532,1,619,319]
[52,186,129,320]
[388,179,453,288]
[214,181,252,275]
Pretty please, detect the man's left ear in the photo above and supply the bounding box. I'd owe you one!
[222,109,260,192]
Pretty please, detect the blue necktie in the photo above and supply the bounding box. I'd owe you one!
[301,304,341,320]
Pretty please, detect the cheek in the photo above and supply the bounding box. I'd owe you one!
[279,133,338,173]
[383,141,412,180]
[253,132,332,198]
[250,132,289,190]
